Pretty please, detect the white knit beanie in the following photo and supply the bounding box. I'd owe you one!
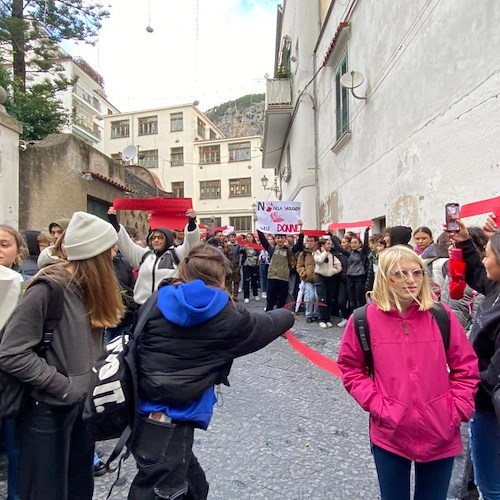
[65,212,118,261]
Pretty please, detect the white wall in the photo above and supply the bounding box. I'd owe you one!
[0,105,22,228]
[278,0,500,234]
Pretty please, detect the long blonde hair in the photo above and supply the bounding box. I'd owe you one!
[371,245,435,312]
[36,250,124,328]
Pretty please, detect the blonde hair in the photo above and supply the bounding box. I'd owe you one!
[36,251,124,328]
[371,245,435,312]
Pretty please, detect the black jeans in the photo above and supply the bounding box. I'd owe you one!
[347,275,367,310]
[265,279,289,311]
[337,279,351,319]
[315,274,340,322]
[242,265,259,299]
[128,417,208,500]
[18,399,94,500]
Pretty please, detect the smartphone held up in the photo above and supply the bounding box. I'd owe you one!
[445,203,460,233]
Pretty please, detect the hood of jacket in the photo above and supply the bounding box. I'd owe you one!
[148,226,174,254]
[157,279,229,327]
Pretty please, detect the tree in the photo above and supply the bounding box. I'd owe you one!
[0,64,67,140]
[0,0,109,91]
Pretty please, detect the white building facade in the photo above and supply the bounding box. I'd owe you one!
[104,105,276,232]
[263,0,500,233]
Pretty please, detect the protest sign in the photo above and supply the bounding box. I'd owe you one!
[255,200,301,234]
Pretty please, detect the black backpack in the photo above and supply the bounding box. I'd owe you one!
[0,277,64,419]
[352,302,450,377]
[83,291,158,472]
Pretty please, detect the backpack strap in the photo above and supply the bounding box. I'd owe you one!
[430,302,450,351]
[352,304,373,376]
[31,278,65,352]
[139,250,153,268]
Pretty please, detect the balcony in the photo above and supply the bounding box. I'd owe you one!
[262,78,293,169]
[73,85,102,113]
[72,114,101,142]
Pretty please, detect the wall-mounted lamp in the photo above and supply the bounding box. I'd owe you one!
[339,70,367,101]
[80,172,93,181]
[261,175,280,197]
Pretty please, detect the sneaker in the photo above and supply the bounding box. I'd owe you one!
[244,298,250,304]
[337,319,348,327]
[326,322,333,328]
[261,291,267,299]
[254,296,260,301]
[319,321,328,329]
[306,317,313,323]
[94,458,107,477]
[238,288,243,293]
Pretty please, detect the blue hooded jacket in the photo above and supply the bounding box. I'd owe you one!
[138,280,229,429]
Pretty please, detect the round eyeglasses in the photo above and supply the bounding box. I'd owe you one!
[390,269,425,280]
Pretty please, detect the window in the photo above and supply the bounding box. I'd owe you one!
[229,178,251,197]
[199,180,221,199]
[197,118,206,139]
[230,216,252,232]
[335,52,349,139]
[170,112,183,132]
[199,145,220,164]
[138,149,158,168]
[200,217,222,228]
[138,116,158,135]
[209,129,217,140]
[170,147,184,166]
[171,181,184,198]
[111,119,130,139]
[229,141,251,162]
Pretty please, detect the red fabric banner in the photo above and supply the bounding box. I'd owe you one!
[460,196,500,219]
[112,197,193,212]
[236,237,264,251]
[302,229,330,236]
[113,198,193,230]
[328,220,372,230]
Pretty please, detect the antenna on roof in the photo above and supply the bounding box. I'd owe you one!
[121,145,137,164]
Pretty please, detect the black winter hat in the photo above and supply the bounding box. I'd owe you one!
[389,226,413,246]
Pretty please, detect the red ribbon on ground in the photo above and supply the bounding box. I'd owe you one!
[460,196,500,219]
[328,220,372,230]
[284,331,342,377]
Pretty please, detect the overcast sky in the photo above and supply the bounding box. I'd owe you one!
[64,0,279,113]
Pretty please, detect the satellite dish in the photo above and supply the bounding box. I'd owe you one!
[340,70,364,89]
[122,145,137,163]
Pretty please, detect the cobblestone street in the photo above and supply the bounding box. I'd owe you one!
[1,301,380,499]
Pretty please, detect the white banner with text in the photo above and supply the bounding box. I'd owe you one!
[255,201,302,234]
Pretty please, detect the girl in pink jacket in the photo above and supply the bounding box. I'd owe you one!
[338,245,479,500]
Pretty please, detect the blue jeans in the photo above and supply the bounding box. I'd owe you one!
[259,263,269,293]
[470,410,500,500]
[1,418,20,500]
[303,282,318,319]
[372,443,454,500]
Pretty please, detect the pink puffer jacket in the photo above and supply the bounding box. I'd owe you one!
[338,302,479,462]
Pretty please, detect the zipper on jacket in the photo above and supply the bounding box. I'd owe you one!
[151,254,161,293]
[402,321,409,336]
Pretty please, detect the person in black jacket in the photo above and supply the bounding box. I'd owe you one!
[129,242,295,500]
[450,215,500,500]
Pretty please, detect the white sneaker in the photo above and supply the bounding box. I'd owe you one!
[337,319,348,327]
[238,288,242,293]
[244,298,250,304]
[326,322,333,328]
[261,292,267,299]
[319,322,328,329]
[254,295,260,301]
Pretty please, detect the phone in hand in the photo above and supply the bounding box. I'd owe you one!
[445,203,460,232]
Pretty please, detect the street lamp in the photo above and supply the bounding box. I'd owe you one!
[260,175,280,197]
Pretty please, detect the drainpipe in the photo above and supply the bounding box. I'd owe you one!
[312,4,321,229]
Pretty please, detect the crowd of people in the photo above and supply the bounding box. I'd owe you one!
[0,205,498,500]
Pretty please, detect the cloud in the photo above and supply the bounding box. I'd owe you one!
[64,0,278,112]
